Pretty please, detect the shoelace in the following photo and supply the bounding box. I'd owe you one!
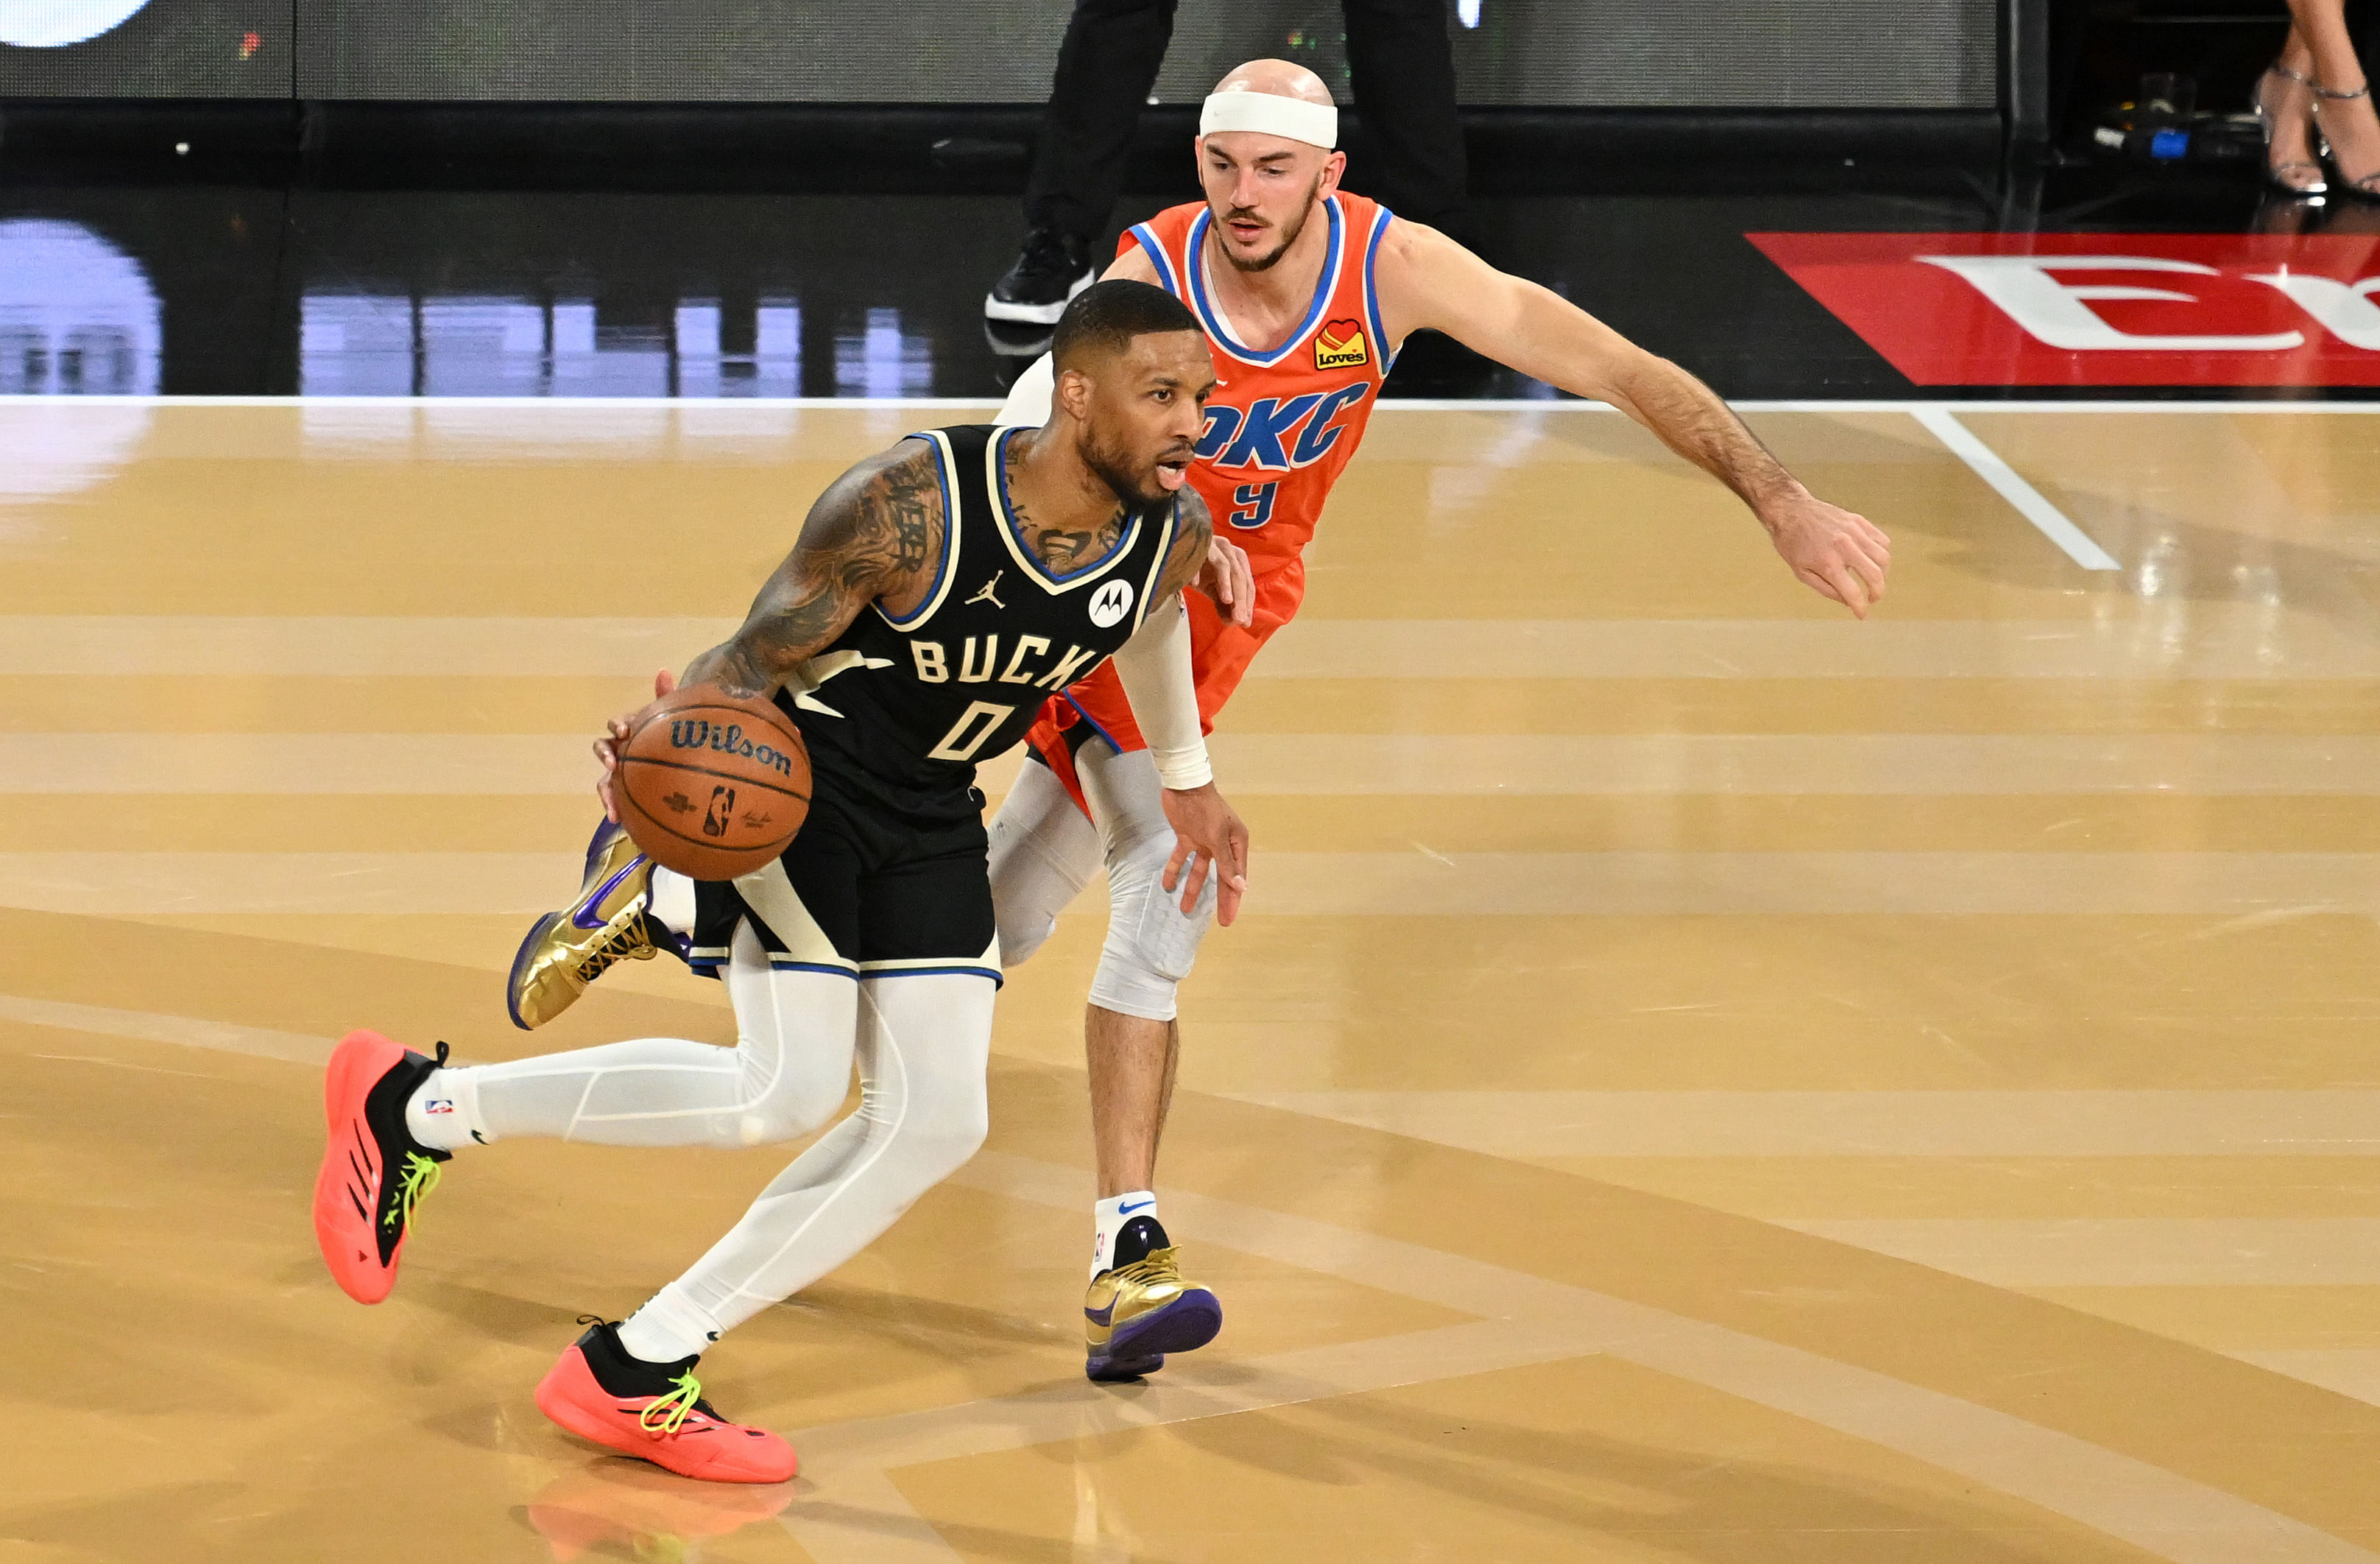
[574,921,654,982]
[386,1151,442,1232]
[1107,1247,1184,1289]
[639,1370,705,1436]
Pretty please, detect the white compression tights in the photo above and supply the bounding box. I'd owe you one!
[434,923,994,1358]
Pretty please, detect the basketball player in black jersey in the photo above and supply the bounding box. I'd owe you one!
[311,281,1249,1483]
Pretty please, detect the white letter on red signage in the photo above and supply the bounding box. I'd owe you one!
[2241,272,2380,349]
[1917,256,2303,351]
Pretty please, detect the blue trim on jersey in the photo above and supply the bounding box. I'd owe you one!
[994,426,1136,585]
[1187,196,1344,368]
[1131,224,1180,298]
[1363,204,1394,370]
[858,965,1004,987]
[878,434,955,630]
[766,958,861,979]
[1062,688,1127,754]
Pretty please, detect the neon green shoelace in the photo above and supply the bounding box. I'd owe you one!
[386,1151,442,1233]
[638,1371,704,1436]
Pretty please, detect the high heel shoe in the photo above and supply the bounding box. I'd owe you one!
[2255,63,2329,196]
[2314,77,2380,200]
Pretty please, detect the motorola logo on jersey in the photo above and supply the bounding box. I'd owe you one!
[0,0,153,46]
[1196,380,1371,472]
[1088,579,1134,629]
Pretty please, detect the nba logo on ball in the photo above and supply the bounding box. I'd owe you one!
[1088,579,1134,628]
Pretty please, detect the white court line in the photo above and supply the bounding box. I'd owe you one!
[9,395,2380,413]
[11,998,2372,1564]
[1913,409,2123,571]
[0,993,334,1065]
[6,850,2376,917]
[13,733,2380,797]
[1227,1090,2380,1159]
[10,613,2379,680]
[1778,1217,2380,1288]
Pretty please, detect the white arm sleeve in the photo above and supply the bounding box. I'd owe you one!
[995,353,1056,426]
[1107,593,1212,791]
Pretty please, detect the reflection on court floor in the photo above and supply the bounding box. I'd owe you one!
[4,400,2379,1563]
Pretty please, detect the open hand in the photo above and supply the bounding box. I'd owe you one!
[1765,490,1891,619]
[1194,533,1256,630]
[1157,782,1250,927]
[593,668,679,822]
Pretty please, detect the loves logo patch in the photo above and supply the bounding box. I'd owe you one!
[1314,317,1369,370]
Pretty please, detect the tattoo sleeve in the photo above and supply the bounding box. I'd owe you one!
[1153,487,1215,602]
[680,440,940,700]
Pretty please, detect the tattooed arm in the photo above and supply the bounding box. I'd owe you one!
[682,440,940,698]
[1152,485,1215,605]
[593,439,940,821]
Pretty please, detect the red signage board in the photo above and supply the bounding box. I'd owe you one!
[1750,231,2380,386]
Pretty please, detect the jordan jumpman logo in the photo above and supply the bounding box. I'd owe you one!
[966,570,1006,609]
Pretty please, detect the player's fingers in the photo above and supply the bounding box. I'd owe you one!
[1797,565,1847,607]
[1846,543,1888,602]
[1178,848,1212,915]
[654,668,677,698]
[1162,835,1189,894]
[1231,557,1255,627]
[1215,876,1242,927]
[1823,563,1871,619]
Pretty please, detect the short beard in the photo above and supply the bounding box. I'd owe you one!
[1079,426,1159,509]
[1218,174,1324,273]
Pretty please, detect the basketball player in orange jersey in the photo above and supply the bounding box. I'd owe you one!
[985,60,1894,1380]
[313,282,1251,1479]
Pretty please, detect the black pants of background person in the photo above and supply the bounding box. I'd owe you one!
[1023,0,1470,244]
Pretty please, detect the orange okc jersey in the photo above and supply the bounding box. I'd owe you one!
[1025,192,1396,804]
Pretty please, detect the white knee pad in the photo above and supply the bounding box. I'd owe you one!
[986,758,1101,971]
[1088,828,1216,1022]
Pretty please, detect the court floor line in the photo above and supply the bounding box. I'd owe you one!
[1224,1090,2380,1159]
[1913,409,2124,571]
[14,613,2371,680]
[7,850,2375,916]
[0,991,336,1065]
[13,394,2380,414]
[891,1153,2379,1564]
[21,1000,2370,1564]
[15,732,2380,797]
[1776,1217,2380,1288]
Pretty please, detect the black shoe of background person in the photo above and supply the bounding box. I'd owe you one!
[986,228,1095,325]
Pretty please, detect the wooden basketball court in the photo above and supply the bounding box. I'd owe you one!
[5,398,2379,1563]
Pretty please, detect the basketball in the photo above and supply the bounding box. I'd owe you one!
[615,685,811,881]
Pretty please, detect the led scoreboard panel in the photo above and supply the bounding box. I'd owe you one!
[1,0,1991,110]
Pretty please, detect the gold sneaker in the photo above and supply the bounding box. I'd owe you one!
[1084,1241,1222,1382]
[506,820,663,1030]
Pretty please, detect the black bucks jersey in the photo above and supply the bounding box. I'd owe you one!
[775,423,1181,820]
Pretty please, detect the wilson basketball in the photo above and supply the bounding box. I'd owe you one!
[615,686,811,881]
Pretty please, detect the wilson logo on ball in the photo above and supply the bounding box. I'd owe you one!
[669,719,797,778]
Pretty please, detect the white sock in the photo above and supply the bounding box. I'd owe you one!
[616,1283,721,1364]
[648,866,696,937]
[1091,1190,1157,1278]
[404,1066,491,1152]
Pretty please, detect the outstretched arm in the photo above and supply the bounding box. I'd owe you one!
[593,440,941,820]
[1109,488,1249,925]
[1378,222,1892,618]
